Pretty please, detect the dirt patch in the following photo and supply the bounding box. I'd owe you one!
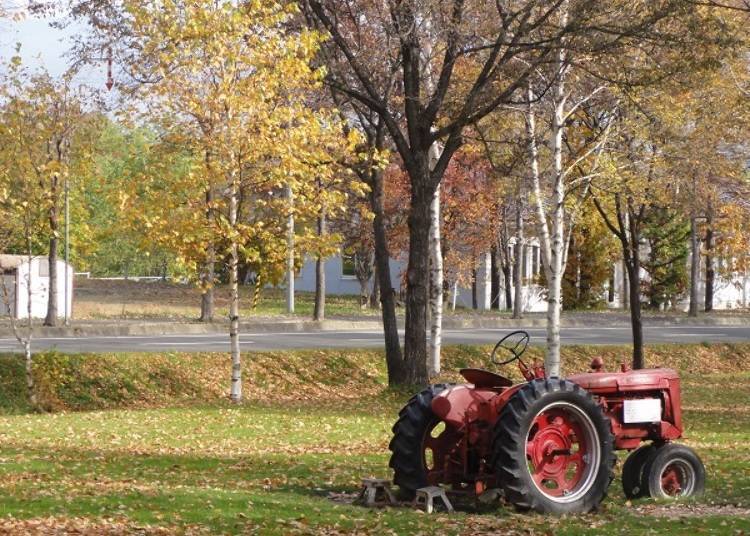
[635,503,750,518]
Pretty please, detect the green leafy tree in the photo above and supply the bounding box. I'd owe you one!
[562,203,618,310]
[641,207,690,309]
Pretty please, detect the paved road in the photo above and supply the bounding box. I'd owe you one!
[0,325,749,354]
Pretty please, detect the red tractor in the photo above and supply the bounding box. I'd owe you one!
[389,331,705,514]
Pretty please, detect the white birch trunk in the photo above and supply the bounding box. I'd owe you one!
[480,252,491,310]
[229,176,242,403]
[285,184,295,314]
[428,177,443,377]
[23,251,35,408]
[527,64,570,378]
[451,280,458,311]
[513,206,524,319]
[545,79,569,377]
[23,340,36,409]
[423,16,443,377]
[688,215,700,317]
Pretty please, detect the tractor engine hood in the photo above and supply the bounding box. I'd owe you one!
[431,385,505,429]
[568,368,679,394]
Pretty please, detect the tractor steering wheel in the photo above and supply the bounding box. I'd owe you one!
[491,330,530,367]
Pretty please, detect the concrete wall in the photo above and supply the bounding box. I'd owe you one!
[11,257,74,319]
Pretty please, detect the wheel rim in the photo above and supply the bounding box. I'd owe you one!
[525,401,601,503]
[658,458,695,497]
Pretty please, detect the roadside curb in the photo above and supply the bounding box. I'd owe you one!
[0,319,385,338]
[1,314,748,339]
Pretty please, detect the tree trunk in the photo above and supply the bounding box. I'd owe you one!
[63,176,70,325]
[286,184,295,314]
[704,212,714,313]
[490,246,501,310]
[513,206,524,319]
[359,272,370,308]
[403,165,432,386]
[502,264,512,311]
[688,215,700,317]
[622,259,630,310]
[200,186,215,322]
[23,253,36,409]
[200,274,215,322]
[545,84,568,378]
[450,280,458,311]
[368,167,404,384]
[45,233,59,326]
[626,253,644,369]
[370,265,380,309]
[45,176,59,327]
[313,210,326,321]
[471,268,477,310]
[428,182,443,377]
[545,270,563,377]
[621,210,645,370]
[24,340,37,410]
[228,178,242,403]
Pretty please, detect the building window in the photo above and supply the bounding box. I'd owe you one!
[342,253,356,277]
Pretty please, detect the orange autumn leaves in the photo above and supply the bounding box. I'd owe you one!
[382,148,499,287]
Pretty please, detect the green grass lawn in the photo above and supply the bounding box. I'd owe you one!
[67,278,750,322]
[0,368,748,533]
[73,279,381,320]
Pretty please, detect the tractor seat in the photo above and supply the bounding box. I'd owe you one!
[460,368,513,388]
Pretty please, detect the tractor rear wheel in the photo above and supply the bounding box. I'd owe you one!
[643,443,705,499]
[492,378,616,514]
[622,444,658,499]
[389,384,456,498]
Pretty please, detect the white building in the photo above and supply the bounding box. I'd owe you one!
[296,236,750,313]
[294,254,403,297]
[0,255,74,319]
[608,253,750,311]
[294,238,548,313]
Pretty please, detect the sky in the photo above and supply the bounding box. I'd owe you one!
[0,11,108,89]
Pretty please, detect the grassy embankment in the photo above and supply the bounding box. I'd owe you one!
[0,344,748,534]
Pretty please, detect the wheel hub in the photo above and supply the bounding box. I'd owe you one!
[659,460,694,497]
[525,403,598,502]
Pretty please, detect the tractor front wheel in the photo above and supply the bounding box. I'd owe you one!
[622,443,658,499]
[643,443,705,499]
[492,378,616,514]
